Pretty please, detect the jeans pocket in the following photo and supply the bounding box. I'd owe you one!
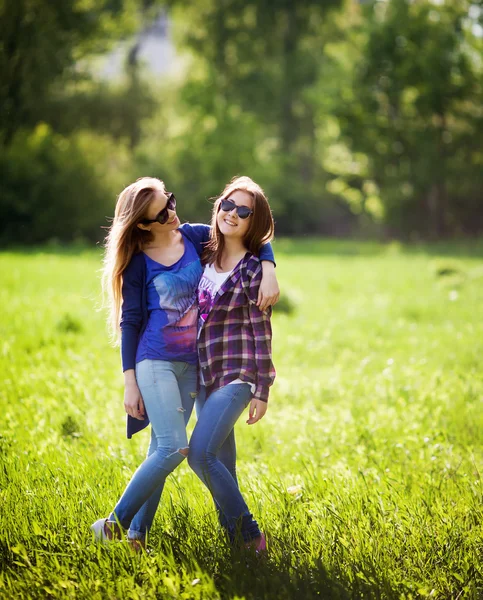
[230,383,252,408]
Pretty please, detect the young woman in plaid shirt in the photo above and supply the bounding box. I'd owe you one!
[92,177,278,550]
[189,176,276,553]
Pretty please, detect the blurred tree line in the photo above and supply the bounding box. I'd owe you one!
[0,0,481,244]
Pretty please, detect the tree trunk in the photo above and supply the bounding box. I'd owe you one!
[427,114,449,237]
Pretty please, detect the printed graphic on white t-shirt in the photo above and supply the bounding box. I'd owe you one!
[197,263,231,328]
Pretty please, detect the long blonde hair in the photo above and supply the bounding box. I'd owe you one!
[202,176,274,269]
[102,177,165,342]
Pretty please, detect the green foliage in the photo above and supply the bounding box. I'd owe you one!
[153,0,481,238]
[61,415,83,438]
[0,0,142,145]
[0,125,131,244]
[44,76,158,149]
[335,0,483,237]
[0,0,482,242]
[163,0,350,234]
[0,0,161,245]
[1,242,483,598]
[56,313,83,334]
[272,291,297,315]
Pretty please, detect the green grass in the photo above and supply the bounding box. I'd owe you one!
[0,240,482,599]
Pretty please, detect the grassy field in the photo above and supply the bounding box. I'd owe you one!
[0,239,482,599]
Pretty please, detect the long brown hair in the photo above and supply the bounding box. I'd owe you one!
[202,176,274,268]
[102,177,165,342]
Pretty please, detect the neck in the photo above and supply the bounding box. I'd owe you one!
[146,229,178,248]
[222,236,247,260]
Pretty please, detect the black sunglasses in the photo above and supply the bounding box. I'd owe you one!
[140,193,176,225]
[220,198,253,219]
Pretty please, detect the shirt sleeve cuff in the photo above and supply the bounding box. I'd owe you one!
[254,385,269,402]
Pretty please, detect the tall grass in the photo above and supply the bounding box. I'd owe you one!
[0,240,482,599]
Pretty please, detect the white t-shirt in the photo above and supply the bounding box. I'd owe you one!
[198,263,231,329]
[197,263,255,393]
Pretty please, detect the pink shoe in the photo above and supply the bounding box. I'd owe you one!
[255,533,267,554]
[245,532,267,556]
[127,537,147,554]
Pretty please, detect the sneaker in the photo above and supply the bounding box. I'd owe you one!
[127,537,147,554]
[90,518,122,543]
[255,532,267,554]
[244,532,267,556]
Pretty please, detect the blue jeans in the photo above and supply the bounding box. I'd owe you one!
[108,359,197,540]
[188,384,261,543]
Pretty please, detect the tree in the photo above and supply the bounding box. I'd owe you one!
[0,0,145,146]
[0,0,163,243]
[165,0,347,233]
[336,0,483,237]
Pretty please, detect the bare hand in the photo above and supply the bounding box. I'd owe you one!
[124,381,146,420]
[246,399,267,425]
[258,262,280,311]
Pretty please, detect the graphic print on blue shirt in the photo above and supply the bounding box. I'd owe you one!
[136,239,203,365]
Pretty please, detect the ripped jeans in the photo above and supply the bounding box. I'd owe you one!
[108,359,197,540]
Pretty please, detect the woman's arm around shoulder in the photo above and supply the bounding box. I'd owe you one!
[178,223,211,256]
[179,223,277,276]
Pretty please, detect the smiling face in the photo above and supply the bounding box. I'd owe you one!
[202,176,274,269]
[216,189,253,240]
[138,187,179,233]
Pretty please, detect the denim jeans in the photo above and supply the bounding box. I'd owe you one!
[188,384,261,543]
[108,359,197,540]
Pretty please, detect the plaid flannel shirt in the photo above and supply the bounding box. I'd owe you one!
[198,253,276,402]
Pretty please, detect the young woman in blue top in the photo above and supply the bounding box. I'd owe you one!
[91,177,278,550]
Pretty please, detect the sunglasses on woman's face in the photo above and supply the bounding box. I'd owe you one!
[141,193,176,225]
[220,198,253,219]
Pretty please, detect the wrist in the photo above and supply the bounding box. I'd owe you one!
[124,369,137,385]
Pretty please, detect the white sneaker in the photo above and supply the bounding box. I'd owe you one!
[90,518,110,543]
